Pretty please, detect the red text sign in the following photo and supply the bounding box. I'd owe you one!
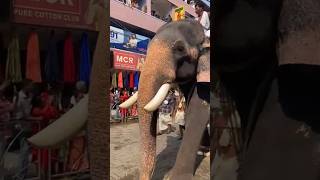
[113,50,145,71]
[12,0,94,30]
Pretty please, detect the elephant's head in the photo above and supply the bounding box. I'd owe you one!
[120,20,208,179]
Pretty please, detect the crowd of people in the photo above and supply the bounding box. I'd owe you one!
[118,0,147,12]
[0,80,89,178]
[110,88,138,122]
[156,89,186,139]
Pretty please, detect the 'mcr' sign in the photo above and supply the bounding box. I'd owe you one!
[113,50,143,71]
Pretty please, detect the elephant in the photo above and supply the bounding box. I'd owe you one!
[119,20,210,180]
[214,0,320,179]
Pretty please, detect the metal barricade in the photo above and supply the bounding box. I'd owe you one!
[0,120,42,180]
[0,120,90,180]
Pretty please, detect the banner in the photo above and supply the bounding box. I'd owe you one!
[174,6,185,21]
[110,26,150,54]
[12,0,95,30]
[113,49,145,71]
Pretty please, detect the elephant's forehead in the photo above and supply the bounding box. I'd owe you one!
[154,20,205,45]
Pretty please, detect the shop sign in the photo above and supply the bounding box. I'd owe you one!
[110,26,150,55]
[174,6,185,21]
[12,0,95,30]
[113,49,145,71]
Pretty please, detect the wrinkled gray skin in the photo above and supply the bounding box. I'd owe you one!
[168,49,210,180]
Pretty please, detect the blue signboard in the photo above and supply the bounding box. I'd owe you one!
[110,26,150,54]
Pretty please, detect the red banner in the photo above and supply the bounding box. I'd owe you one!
[113,50,145,71]
[12,0,95,30]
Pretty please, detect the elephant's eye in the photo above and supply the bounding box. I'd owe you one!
[176,45,185,52]
[173,40,186,54]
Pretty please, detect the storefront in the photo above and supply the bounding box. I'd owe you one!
[109,26,149,122]
[0,0,98,179]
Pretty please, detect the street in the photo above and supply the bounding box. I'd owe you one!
[110,122,210,180]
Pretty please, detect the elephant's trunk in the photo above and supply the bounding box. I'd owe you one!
[87,5,109,180]
[137,40,175,180]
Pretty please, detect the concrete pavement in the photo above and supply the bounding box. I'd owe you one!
[110,122,210,180]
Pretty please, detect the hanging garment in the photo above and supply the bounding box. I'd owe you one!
[129,72,134,88]
[118,71,123,88]
[124,71,128,89]
[134,71,139,88]
[126,72,130,89]
[63,33,76,83]
[122,71,127,88]
[112,72,117,88]
[5,34,22,83]
[79,33,91,86]
[45,31,60,82]
[26,31,42,83]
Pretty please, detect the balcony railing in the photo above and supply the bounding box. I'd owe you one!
[111,0,166,33]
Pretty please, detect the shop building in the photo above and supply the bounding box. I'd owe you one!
[0,1,98,179]
[109,0,197,122]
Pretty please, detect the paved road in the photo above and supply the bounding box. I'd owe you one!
[110,122,210,180]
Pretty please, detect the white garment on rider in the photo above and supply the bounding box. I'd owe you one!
[195,11,210,36]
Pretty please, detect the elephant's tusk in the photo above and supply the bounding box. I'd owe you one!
[27,95,89,148]
[144,83,171,112]
[119,92,138,108]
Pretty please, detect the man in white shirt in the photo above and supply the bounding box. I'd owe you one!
[195,2,210,37]
[12,79,34,120]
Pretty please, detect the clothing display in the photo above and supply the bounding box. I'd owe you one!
[5,34,22,83]
[129,72,134,88]
[134,71,139,88]
[26,31,42,83]
[63,33,76,83]
[79,33,91,86]
[118,71,123,88]
[45,31,60,82]
[123,71,127,88]
[112,72,117,88]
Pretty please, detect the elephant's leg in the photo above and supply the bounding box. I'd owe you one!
[169,84,210,180]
